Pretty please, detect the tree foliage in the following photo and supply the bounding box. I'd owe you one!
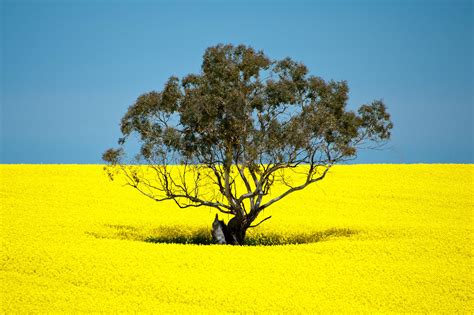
[103,44,393,245]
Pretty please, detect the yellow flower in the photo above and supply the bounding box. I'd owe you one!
[0,164,472,312]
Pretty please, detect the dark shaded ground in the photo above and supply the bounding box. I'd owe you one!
[88,224,358,246]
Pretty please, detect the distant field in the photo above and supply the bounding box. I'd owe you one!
[1,164,472,312]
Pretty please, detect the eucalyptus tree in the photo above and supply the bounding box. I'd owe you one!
[103,44,392,245]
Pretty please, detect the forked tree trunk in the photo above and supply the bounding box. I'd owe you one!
[211,214,247,245]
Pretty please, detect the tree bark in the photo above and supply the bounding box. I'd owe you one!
[211,214,247,245]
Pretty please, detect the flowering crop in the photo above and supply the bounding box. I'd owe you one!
[1,164,472,312]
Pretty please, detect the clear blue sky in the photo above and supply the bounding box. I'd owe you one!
[1,0,472,164]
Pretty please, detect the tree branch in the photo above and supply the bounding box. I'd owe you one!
[248,215,272,228]
[258,165,330,211]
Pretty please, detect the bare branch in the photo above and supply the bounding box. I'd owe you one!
[248,215,272,228]
[258,165,330,211]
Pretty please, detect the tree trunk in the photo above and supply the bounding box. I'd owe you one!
[211,214,247,245]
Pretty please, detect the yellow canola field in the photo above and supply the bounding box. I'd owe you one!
[1,164,472,312]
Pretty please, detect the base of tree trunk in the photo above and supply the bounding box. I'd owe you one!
[211,214,246,245]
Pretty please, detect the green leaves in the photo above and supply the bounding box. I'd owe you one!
[161,76,181,113]
[102,148,123,165]
[358,100,393,140]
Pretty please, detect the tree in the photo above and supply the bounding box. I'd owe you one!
[103,44,393,245]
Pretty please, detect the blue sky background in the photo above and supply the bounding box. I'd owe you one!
[1,0,472,164]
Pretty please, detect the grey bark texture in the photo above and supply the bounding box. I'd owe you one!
[211,214,247,245]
